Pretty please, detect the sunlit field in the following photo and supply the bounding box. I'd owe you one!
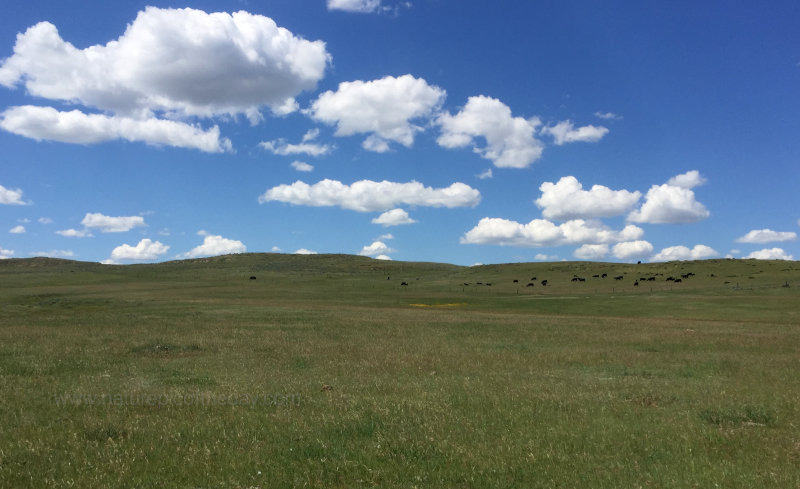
[1,254,798,488]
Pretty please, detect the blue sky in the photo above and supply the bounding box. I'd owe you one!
[1,0,798,265]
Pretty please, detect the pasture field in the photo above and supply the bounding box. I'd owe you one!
[1,254,799,488]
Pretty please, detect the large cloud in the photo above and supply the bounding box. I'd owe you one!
[745,248,794,260]
[540,120,609,145]
[735,229,797,244]
[628,171,710,224]
[0,7,329,150]
[0,8,329,119]
[178,232,246,259]
[651,244,718,262]
[0,247,14,259]
[461,218,643,247]
[437,95,544,168]
[260,179,480,212]
[0,183,30,205]
[535,176,641,220]
[308,75,445,152]
[106,239,169,263]
[0,106,232,152]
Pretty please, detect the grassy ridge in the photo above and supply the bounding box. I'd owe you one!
[1,255,799,488]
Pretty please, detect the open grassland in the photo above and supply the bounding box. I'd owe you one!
[1,254,799,488]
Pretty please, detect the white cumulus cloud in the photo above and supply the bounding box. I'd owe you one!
[745,248,794,260]
[107,239,169,262]
[260,129,333,157]
[9,225,25,234]
[359,240,394,258]
[574,244,609,260]
[294,248,318,255]
[461,218,643,247]
[309,74,445,152]
[0,183,30,205]
[0,247,14,259]
[179,233,246,259]
[612,240,654,261]
[260,179,480,212]
[82,213,145,233]
[735,229,797,244]
[651,244,718,262]
[535,176,641,220]
[540,120,609,145]
[372,208,417,227]
[0,8,329,120]
[290,161,314,172]
[437,95,543,168]
[628,171,710,224]
[0,106,232,152]
[31,250,75,258]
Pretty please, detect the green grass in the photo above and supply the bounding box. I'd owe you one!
[0,254,799,488]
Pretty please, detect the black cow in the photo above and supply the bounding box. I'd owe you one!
[249,276,257,280]
[541,279,548,286]
[401,282,408,286]
[601,273,608,278]
[526,283,535,287]
[614,276,623,280]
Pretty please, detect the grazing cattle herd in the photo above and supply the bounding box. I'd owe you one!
[451,268,699,291]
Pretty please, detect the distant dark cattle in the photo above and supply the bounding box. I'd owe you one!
[513,279,519,283]
[681,274,690,279]
[634,281,639,286]
[249,276,257,280]
[578,277,585,282]
[666,276,675,281]
[614,276,623,281]
[648,277,656,281]
[477,282,483,285]
[601,273,608,278]
[401,282,408,286]
[526,283,535,287]
[464,282,470,286]
[541,280,548,286]
[486,283,492,286]
[674,279,682,283]
[571,277,579,282]
[592,274,600,278]
[530,277,537,281]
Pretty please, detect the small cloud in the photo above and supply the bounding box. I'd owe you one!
[9,225,25,234]
[82,213,146,233]
[30,250,74,258]
[38,217,53,224]
[477,168,493,180]
[541,120,609,145]
[735,229,797,244]
[594,111,622,120]
[359,240,394,258]
[534,253,557,261]
[374,254,392,260]
[745,248,794,260]
[378,233,394,240]
[107,239,170,263]
[294,248,318,255]
[372,208,417,227]
[0,247,14,259]
[271,246,282,252]
[0,184,31,205]
[56,228,94,238]
[291,161,314,172]
[158,228,171,236]
[178,233,246,259]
